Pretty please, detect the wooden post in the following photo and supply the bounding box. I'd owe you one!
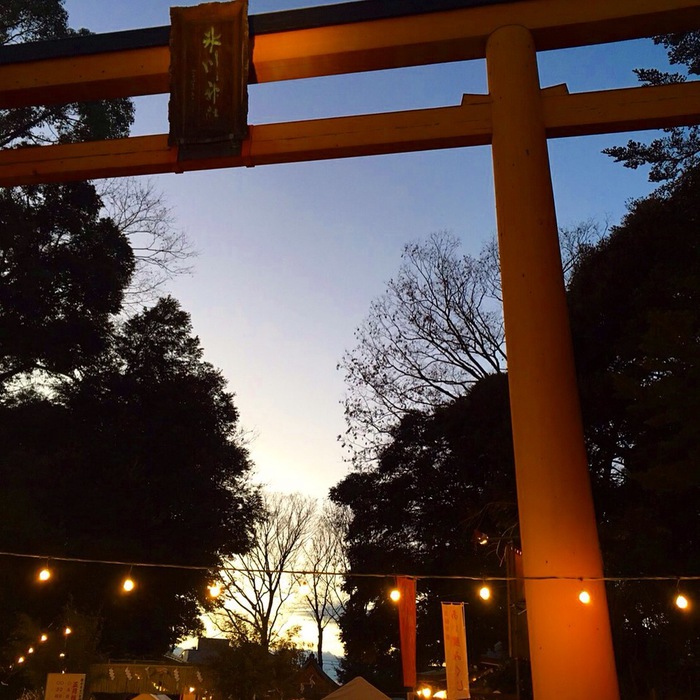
[486,25,619,700]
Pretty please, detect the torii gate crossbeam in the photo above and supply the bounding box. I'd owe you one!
[1,80,700,185]
[2,2,699,699]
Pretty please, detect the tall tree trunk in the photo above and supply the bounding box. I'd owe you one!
[316,620,324,668]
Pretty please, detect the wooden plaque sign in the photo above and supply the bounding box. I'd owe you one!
[169,0,249,160]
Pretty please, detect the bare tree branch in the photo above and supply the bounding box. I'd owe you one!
[340,226,605,466]
[340,232,505,466]
[292,501,349,668]
[211,492,317,651]
[97,178,196,307]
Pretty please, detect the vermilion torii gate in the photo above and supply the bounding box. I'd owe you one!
[2,1,700,698]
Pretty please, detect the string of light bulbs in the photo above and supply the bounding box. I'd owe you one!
[4,548,694,672]
[9,626,73,670]
[7,578,693,673]
[1,549,699,583]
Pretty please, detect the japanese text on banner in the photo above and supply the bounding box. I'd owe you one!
[442,602,471,699]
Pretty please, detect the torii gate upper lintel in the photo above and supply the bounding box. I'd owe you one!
[0,0,699,184]
[1,2,699,700]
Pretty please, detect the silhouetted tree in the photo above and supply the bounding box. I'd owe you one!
[568,166,700,699]
[331,374,516,694]
[604,31,700,184]
[214,493,316,652]
[0,1,251,688]
[212,635,305,700]
[0,182,134,388]
[0,2,192,306]
[1,0,133,149]
[295,501,349,668]
[0,298,260,663]
[334,165,700,697]
[341,224,601,466]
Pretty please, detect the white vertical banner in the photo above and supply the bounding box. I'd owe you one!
[442,602,470,699]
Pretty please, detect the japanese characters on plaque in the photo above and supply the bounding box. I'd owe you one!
[169,1,249,160]
[202,26,222,117]
[44,673,86,700]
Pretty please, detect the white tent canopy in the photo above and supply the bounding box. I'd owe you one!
[323,677,392,700]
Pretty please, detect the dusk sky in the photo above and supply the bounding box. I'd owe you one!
[62,0,673,499]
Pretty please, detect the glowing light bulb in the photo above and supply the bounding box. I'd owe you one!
[59,652,65,659]
[27,647,34,654]
[64,627,72,636]
[578,590,591,605]
[123,577,135,592]
[189,688,195,694]
[38,567,51,582]
[478,585,491,601]
[389,588,401,602]
[675,593,689,610]
[18,656,25,664]
[40,634,48,643]
[208,583,221,598]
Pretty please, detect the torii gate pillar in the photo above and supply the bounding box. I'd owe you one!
[487,26,619,700]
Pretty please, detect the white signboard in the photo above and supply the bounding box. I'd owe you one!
[45,673,85,700]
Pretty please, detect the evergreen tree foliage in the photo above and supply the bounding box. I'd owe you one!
[569,167,700,698]
[212,636,306,700]
[335,172,700,700]
[0,182,134,386]
[0,298,259,664]
[603,32,700,184]
[1,0,134,149]
[1,2,188,306]
[331,374,517,694]
[0,7,255,684]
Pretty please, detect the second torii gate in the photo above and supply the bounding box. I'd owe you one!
[2,1,700,698]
